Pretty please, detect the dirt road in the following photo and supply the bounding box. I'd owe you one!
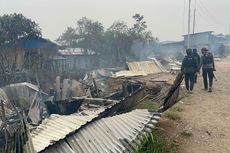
[160,57,230,153]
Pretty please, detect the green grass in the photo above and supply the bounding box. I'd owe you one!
[135,132,179,153]
[134,87,195,153]
[135,133,167,153]
[180,130,193,137]
[164,111,181,121]
[170,106,184,112]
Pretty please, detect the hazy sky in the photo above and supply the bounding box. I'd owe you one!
[0,0,230,41]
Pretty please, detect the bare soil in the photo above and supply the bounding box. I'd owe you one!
[158,57,230,153]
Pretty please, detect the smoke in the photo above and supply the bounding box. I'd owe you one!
[130,40,156,61]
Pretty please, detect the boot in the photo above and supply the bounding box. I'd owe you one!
[208,87,212,92]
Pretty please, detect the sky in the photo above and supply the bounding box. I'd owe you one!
[0,0,230,42]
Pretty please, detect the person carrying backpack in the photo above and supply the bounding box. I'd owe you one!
[200,48,216,92]
[181,48,198,93]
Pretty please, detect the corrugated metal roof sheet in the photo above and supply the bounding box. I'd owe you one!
[31,113,97,152]
[3,35,58,49]
[41,109,161,153]
[32,85,148,153]
[115,70,147,77]
[3,82,39,92]
[31,97,119,153]
[127,61,162,74]
[115,60,164,77]
[58,48,96,56]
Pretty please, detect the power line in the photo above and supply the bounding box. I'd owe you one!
[192,0,197,34]
[195,0,223,28]
[200,0,226,24]
[188,0,191,48]
[196,0,225,26]
[182,0,187,35]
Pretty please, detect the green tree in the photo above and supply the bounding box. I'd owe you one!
[103,21,130,65]
[57,14,156,67]
[130,13,154,42]
[128,13,155,60]
[56,27,77,47]
[57,17,104,54]
[0,13,41,45]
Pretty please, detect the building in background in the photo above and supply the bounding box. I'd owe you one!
[158,31,230,59]
[51,48,99,78]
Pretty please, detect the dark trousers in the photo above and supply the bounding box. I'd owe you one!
[202,68,214,89]
[194,74,198,83]
[184,73,195,91]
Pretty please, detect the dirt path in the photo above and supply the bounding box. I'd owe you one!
[159,57,230,153]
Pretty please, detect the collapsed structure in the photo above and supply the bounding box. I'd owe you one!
[0,34,184,153]
[0,63,183,152]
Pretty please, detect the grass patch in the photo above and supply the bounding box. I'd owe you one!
[135,132,179,153]
[135,133,167,153]
[164,111,181,121]
[180,130,193,137]
[170,106,184,112]
[179,88,194,105]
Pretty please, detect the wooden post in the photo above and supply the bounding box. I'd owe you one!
[55,76,61,100]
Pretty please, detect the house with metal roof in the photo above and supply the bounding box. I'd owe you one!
[51,48,99,78]
[0,34,58,87]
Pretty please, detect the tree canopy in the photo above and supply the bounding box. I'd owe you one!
[57,17,104,53]
[0,13,41,45]
[57,14,156,66]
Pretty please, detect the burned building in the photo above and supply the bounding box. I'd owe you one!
[0,34,58,87]
[51,48,99,78]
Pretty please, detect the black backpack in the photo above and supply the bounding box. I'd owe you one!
[184,56,196,68]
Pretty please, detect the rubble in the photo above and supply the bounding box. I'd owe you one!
[0,58,183,153]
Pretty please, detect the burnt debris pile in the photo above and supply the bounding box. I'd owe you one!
[0,59,183,153]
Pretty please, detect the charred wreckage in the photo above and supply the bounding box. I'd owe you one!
[0,60,183,153]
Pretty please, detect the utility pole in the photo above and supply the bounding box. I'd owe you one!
[193,0,196,34]
[187,0,191,48]
[228,24,230,35]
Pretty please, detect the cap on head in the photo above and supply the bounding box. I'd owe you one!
[201,48,208,52]
[201,48,208,54]
[186,48,193,56]
[193,48,197,53]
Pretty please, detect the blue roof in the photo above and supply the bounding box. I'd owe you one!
[3,35,58,49]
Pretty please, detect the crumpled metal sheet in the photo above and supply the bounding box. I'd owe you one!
[31,113,96,152]
[32,97,121,153]
[1,119,35,153]
[127,61,162,74]
[41,109,161,153]
[2,82,48,124]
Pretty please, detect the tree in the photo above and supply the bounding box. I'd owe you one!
[132,13,147,33]
[56,27,77,47]
[0,13,41,45]
[130,13,154,42]
[128,13,155,60]
[103,21,130,64]
[57,17,104,54]
[57,14,157,67]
